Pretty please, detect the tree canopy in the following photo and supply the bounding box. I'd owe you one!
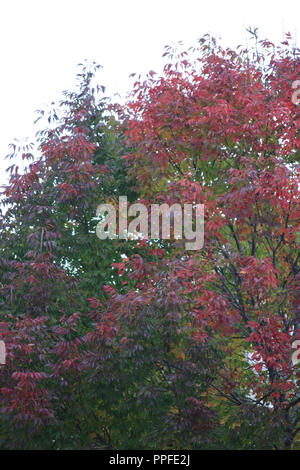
[0,33,299,450]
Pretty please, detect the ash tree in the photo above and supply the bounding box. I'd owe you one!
[0,32,300,449]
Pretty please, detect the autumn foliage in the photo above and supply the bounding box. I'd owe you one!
[0,33,299,449]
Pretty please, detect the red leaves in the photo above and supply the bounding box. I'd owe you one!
[11,371,47,382]
[111,261,127,275]
[247,316,293,375]
[114,35,300,418]
[103,285,116,295]
[239,256,280,297]
[0,37,299,447]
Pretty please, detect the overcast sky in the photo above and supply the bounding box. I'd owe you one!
[0,0,299,183]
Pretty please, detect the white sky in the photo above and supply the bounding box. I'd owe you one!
[0,0,299,184]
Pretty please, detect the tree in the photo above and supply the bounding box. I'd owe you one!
[97,32,299,449]
[0,33,299,449]
[0,62,136,449]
